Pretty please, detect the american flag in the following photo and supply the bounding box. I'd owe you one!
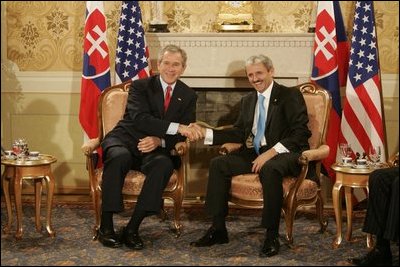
[115,1,151,84]
[80,1,111,139]
[311,1,349,181]
[340,1,386,162]
[340,1,386,202]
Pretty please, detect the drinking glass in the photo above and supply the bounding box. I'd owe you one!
[12,138,28,161]
[339,143,352,165]
[369,145,381,167]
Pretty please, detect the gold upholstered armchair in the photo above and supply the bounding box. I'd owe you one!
[81,81,188,238]
[219,82,332,245]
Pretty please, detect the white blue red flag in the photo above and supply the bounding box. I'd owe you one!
[341,2,386,166]
[311,1,349,181]
[79,1,111,139]
[115,1,151,84]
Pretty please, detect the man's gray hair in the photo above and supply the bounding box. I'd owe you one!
[158,44,187,67]
[245,55,274,70]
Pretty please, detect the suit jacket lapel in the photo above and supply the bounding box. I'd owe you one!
[164,81,185,119]
[266,83,280,129]
[153,77,165,117]
[248,92,257,127]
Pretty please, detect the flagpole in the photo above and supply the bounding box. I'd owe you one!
[370,3,388,161]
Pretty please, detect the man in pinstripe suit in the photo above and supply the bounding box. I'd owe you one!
[350,166,399,266]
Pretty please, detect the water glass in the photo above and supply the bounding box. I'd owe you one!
[369,145,381,167]
[339,143,352,165]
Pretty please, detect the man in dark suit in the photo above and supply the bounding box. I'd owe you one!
[190,54,313,257]
[350,166,399,266]
[97,45,201,249]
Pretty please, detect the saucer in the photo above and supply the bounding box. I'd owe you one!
[337,162,353,167]
[351,164,369,169]
[27,156,41,161]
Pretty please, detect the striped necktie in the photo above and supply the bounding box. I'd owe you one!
[164,86,172,112]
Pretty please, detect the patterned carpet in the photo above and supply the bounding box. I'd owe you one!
[1,203,398,266]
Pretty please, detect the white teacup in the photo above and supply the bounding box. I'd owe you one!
[341,157,352,165]
[4,150,14,159]
[356,159,367,166]
[29,151,40,157]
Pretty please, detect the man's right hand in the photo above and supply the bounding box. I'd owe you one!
[178,124,205,142]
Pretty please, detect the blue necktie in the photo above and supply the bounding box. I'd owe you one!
[253,94,266,155]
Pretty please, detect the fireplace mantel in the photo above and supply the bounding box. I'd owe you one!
[147,32,314,88]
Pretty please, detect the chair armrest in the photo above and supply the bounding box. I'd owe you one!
[301,144,330,163]
[219,143,243,155]
[388,152,399,167]
[172,141,188,156]
[81,138,100,156]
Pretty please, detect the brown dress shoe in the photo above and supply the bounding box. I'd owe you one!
[190,227,229,247]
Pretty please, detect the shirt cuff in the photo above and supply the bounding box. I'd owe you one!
[161,138,166,148]
[204,128,213,145]
[273,142,289,154]
[167,122,179,135]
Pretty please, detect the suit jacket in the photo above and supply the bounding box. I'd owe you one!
[102,75,197,157]
[213,82,311,154]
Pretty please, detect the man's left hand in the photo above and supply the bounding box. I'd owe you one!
[138,136,161,153]
[251,148,278,173]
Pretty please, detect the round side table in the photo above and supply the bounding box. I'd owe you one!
[330,162,388,249]
[1,154,57,239]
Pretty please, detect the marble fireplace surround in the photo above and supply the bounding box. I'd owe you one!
[146,32,315,88]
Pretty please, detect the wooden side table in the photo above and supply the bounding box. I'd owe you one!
[1,154,57,239]
[330,163,387,249]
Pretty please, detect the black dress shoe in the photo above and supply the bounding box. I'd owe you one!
[97,228,123,248]
[349,247,392,266]
[122,227,144,250]
[190,226,229,247]
[259,236,280,257]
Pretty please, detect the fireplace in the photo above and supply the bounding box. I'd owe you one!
[146,32,314,199]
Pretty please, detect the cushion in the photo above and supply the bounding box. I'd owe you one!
[230,174,318,201]
[94,168,178,195]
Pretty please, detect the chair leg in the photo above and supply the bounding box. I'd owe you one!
[316,192,328,233]
[171,197,182,238]
[159,199,168,221]
[283,207,296,246]
[93,190,101,240]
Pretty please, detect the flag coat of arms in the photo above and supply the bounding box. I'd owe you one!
[79,1,111,139]
[311,1,349,181]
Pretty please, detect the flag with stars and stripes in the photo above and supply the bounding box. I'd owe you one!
[311,1,349,181]
[340,1,386,161]
[80,1,111,139]
[115,1,151,84]
[340,1,386,202]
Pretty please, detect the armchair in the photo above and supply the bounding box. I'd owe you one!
[81,81,187,238]
[219,82,332,245]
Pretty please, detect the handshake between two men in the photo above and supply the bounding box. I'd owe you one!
[178,122,206,142]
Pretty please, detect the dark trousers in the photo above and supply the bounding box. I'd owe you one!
[363,166,399,241]
[101,146,174,214]
[205,148,302,231]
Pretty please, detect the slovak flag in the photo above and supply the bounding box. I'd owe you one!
[79,1,111,139]
[311,1,349,181]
